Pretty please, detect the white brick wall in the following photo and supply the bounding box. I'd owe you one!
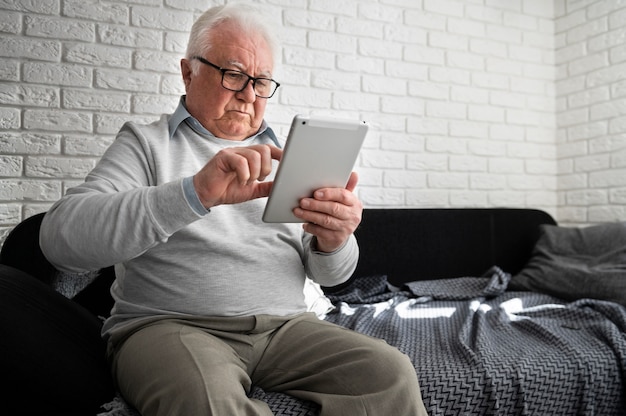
[0,0,624,245]
[555,0,626,225]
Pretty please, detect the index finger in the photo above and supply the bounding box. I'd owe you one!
[253,144,282,182]
[245,144,282,158]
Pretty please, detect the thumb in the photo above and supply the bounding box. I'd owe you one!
[345,172,359,192]
[253,180,274,199]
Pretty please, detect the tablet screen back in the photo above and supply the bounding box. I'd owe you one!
[262,115,368,223]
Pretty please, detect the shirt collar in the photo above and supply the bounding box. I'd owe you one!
[168,96,280,147]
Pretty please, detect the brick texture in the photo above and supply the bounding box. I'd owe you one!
[1,0,625,244]
[555,0,626,225]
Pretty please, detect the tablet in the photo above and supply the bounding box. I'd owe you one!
[263,114,368,223]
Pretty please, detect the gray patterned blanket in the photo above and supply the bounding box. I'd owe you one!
[100,268,626,415]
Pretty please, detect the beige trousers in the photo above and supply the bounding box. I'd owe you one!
[108,313,427,416]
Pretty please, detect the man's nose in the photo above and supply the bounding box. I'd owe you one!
[237,79,257,102]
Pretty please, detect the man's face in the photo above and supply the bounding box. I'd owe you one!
[181,21,274,141]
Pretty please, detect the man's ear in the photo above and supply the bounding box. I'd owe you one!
[180,59,192,90]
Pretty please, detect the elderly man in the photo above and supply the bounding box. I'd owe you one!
[40,4,427,415]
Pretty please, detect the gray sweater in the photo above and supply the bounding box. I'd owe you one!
[40,103,358,338]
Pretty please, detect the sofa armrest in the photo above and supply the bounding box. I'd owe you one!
[0,213,56,284]
[1,212,115,318]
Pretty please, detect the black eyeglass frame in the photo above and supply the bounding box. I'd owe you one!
[191,56,280,99]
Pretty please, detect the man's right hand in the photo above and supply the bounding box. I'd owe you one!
[192,144,282,209]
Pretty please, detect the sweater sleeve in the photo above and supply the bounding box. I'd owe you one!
[40,121,202,273]
[302,233,359,288]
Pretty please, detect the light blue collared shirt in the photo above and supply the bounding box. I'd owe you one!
[169,96,280,216]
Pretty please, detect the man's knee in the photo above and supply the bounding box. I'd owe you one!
[361,340,419,388]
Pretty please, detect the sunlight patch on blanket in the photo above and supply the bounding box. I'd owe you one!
[373,299,393,318]
[395,299,456,319]
[469,299,492,313]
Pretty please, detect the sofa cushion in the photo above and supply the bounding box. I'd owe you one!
[509,222,626,307]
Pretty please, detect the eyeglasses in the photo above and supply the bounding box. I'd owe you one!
[192,56,280,99]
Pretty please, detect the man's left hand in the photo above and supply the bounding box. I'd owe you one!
[293,172,362,253]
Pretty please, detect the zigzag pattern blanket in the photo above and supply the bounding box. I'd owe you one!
[100,268,626,415]
[325,269,626,415]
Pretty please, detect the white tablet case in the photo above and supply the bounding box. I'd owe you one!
[263,115,368,223]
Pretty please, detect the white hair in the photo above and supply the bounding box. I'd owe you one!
[185,3,278,74]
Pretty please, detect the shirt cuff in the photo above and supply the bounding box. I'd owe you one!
[310,235,349,255]
[182,176,210,216]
